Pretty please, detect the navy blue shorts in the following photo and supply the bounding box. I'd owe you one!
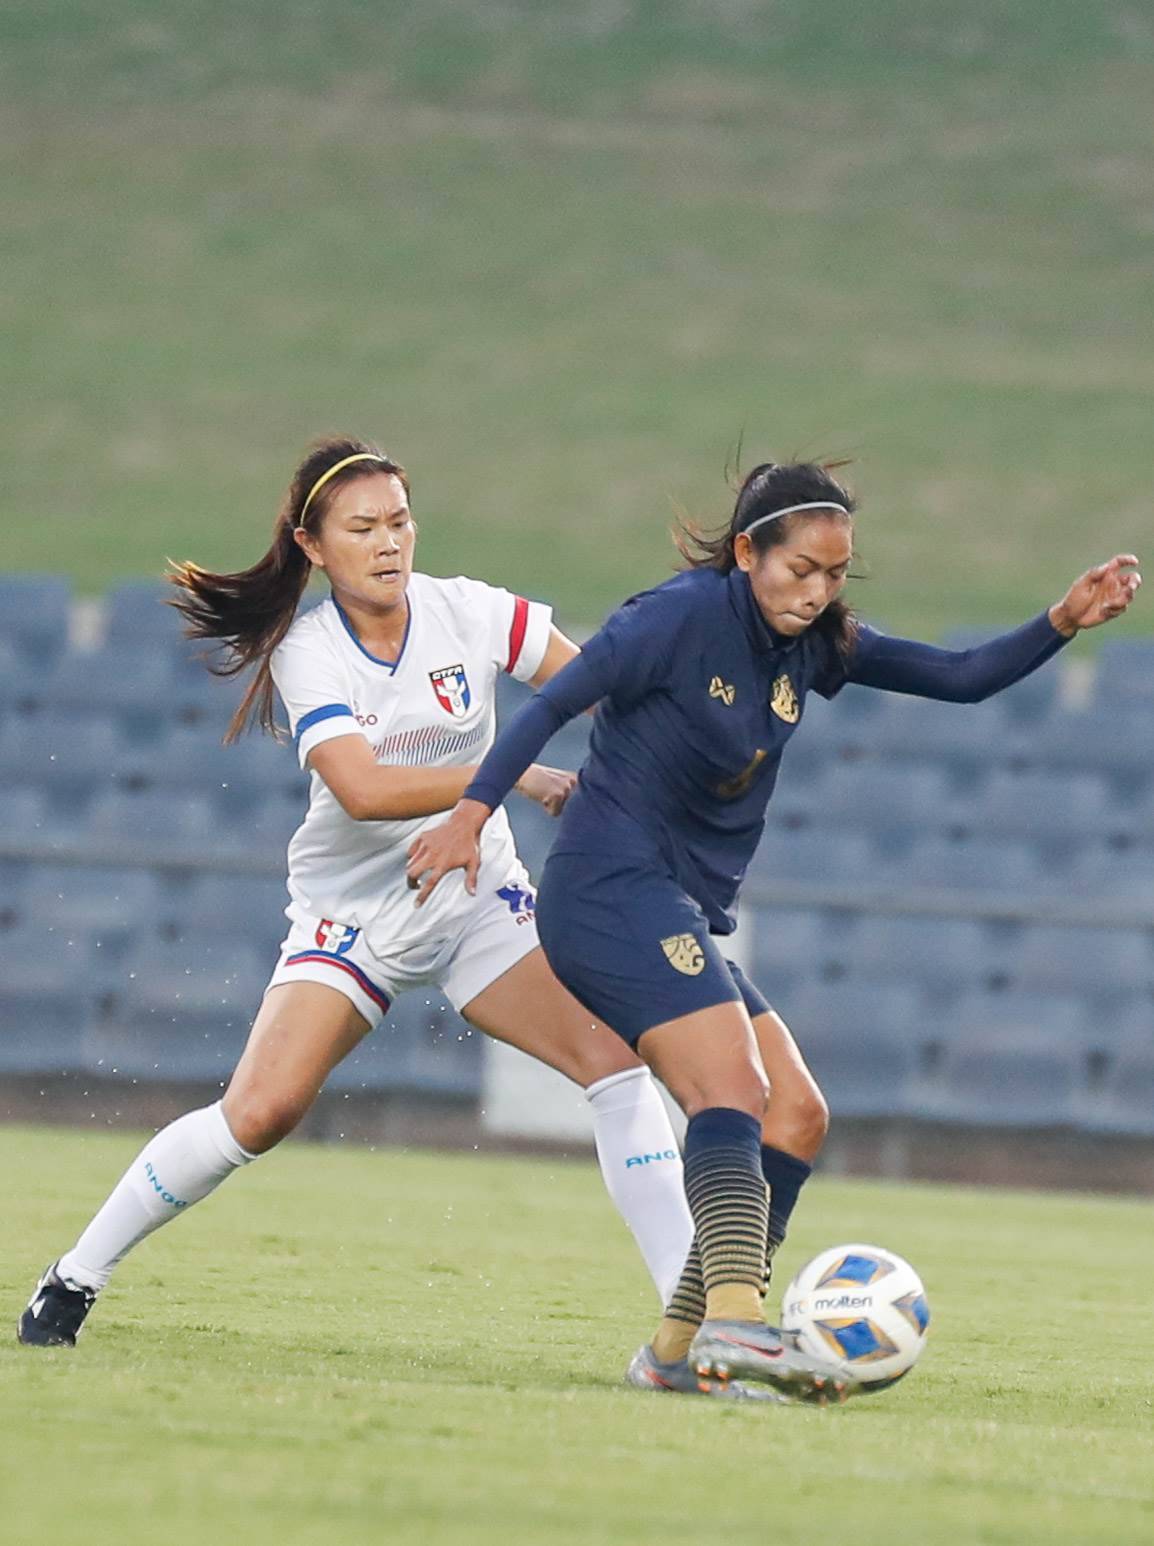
[535,850,771,1047]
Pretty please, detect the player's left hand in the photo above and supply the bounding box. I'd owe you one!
[1049,554,1141,636]
[406,800,489,907]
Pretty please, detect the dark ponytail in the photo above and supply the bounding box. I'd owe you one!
[168,436,409,741]
[674,459,860,660]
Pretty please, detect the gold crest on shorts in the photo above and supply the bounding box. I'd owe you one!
[660,933,706,976]
[770,673,799,724]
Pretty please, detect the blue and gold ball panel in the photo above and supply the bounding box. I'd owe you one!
[816,1252,896,1290]
[893,1290,931,1335]
[814,1317,900,1365]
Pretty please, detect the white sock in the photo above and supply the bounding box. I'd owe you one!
[57,1102,255,1292]
[585,1066,694,1306]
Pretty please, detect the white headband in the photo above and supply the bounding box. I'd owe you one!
[742,500,850,536]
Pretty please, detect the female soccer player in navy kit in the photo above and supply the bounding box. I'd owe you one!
[408,459,1142,1402]
[18,438,699,1354]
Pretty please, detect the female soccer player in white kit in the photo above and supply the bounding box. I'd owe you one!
[18,438,694,1349]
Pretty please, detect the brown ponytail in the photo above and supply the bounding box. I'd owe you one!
[168,436,409,741]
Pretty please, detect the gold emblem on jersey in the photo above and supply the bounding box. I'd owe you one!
[660,933,706,976]
[709,676,736,706]
[770,673,799,724]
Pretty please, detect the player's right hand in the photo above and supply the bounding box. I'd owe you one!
[406,800,488,906]
[514,764,577,817]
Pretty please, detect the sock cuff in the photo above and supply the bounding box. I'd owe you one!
[760,1143,813,1186]
[685,1106,761,1154]
[584,1064,658,1107]
[208,1102,258,1166]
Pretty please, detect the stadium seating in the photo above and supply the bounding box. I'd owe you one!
[3,575,1153,1130]
[0,575,72,666]
[0,926,101,1074]
[326,991,481,1097]
[1008,924,1154,999]
[902,835,1043,893]
[915,1034,1083,1128]
[19,865,167,981]
[0,717,122,808]
[745,907,849,990]
[89,939,268,1081]
[841,914,1001,998]
[775,981,924,1118]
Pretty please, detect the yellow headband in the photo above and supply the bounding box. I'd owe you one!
[300,452,389,519]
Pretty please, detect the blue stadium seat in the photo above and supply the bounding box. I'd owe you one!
[163,878,286,958]
[1068,842,1154,904]
[745,907,848,991]
[91,939,266,1081]
[0,925,100,1074]
[0,717,122,808]
[85,790,220,852]
[914,1035,1083,1127]
[1095,639,1154,709]
[842,914,1000,997]
[1085,1040,1154,1137]
[19,865,166,964]
[1008,924,1154,999]
[168,873,290,957]
[120,726,305,817]
[103,581,186,649]
[241,797,306,852]
[866,696,1014,784]
[0,639,29,716]
[819,763,955,852]
[774,981,924,1118]
[746,830,879,893]
[326,990,481,1096]
[1133,786,1154,843]
[963,770,1118,857]
[0,788,62,846]
[0,575,72,666]
[903,835,1041,894]
[935,988,1088,1050]
[30,647,175,739]
[1026,709,1154,795]
[0,857,33,926]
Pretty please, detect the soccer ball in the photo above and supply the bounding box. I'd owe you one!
[780,1242,930,1391]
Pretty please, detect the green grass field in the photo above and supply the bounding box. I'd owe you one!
[2,2,1151,635]
[3,1124,1153,1545]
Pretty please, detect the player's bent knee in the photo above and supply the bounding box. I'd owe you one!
[799,1083,830,1149]
[223,1090,314,1154]
[767,1079,829,1152]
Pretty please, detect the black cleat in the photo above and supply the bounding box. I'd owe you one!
[18,1263,97,1347]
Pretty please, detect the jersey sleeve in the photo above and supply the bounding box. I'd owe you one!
[270,630,368,770]
[454,577,552,682]
[573,586,684,706]
[845,611,1068,702]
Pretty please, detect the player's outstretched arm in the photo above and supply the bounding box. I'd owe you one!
[848,553,1141,703]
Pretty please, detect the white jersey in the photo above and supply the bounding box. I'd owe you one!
[270,572,551,949]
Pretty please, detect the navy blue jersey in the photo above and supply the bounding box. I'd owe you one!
[467,566,1067,934]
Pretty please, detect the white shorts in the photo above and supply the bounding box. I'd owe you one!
[265,863,540,1028]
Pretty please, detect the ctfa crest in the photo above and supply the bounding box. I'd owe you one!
[660,933,705,976]
[429,664,472,719]
[315,919,360,957]
[770,673,799,724]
